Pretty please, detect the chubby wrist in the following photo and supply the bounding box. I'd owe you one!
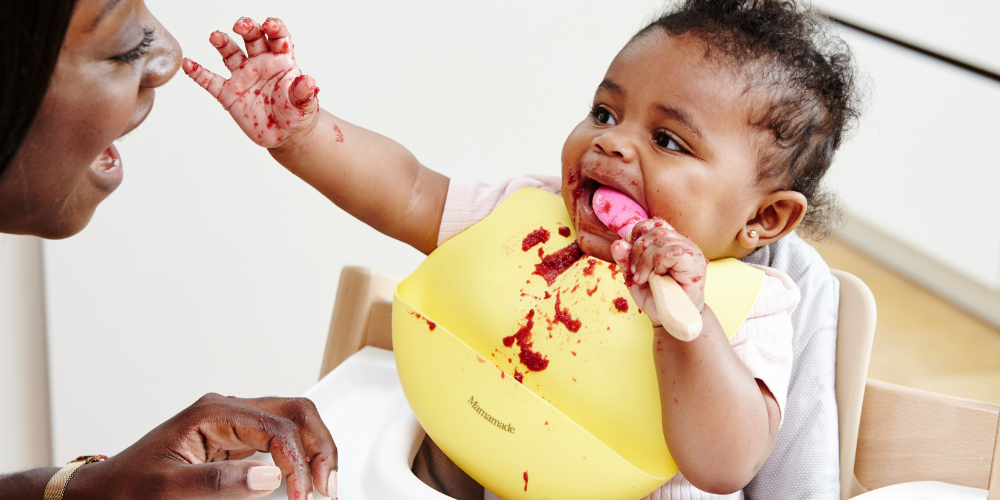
[268,109,327,157]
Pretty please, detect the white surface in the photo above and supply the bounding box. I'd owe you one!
[823,26,1000,291]
[259,347,446,500]
[852,481,988,500]
[43,0,662,463]
[0,235,52,469]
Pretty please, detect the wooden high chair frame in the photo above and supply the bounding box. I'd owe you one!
[320,266,1000,499]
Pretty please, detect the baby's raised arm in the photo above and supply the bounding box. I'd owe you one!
[185,17,448,254]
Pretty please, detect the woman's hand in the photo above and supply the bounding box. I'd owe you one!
[72,393,337,500]
[610,217,708,325]
[184,17,320,148]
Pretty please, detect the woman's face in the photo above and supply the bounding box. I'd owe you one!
[0,0,181,238]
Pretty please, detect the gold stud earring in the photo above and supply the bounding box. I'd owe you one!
[749,230,758,238]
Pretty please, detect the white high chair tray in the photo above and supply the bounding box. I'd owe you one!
[260,346,450,500]
[852,481,987,499]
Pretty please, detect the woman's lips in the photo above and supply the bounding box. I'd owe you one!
[88,143,124,193]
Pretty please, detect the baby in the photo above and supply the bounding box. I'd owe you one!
[184,0,856,498]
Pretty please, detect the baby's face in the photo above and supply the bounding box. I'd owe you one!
[562,32,769,263]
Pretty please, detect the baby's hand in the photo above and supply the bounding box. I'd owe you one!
[184,17,320,148]
[611,218,707,325]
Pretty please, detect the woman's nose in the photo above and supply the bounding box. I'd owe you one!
[592,128,637,162]
[140,16,182,88]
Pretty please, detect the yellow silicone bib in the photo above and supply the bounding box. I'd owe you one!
[393,188,764,499]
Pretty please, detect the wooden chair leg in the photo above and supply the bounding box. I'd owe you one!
[989,414,1000,499]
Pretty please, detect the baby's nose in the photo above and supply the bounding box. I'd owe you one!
[592,129,637,162]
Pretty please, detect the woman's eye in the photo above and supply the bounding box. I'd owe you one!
[111,28,155,64]
[592,106,617,125]
[654,131,683,152]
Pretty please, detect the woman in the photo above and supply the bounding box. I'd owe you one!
[0,1,337,499]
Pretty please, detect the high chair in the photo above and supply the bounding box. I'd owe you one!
[303,266,997,500]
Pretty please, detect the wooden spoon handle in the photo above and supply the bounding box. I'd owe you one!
[648,273,703,341]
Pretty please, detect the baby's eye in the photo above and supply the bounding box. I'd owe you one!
[654,131,684,152]
[591,106,617,126]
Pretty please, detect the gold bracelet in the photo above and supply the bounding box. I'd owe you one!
[43,455,107,500]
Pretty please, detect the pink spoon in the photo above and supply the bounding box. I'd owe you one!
[593,186,703,341]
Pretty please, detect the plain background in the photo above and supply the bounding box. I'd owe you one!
[28,0,1000,465]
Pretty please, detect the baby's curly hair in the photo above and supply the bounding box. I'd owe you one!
[636,0,860,239]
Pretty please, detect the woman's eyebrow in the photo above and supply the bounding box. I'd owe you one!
[90,0,125,30]
[655,104,704,141]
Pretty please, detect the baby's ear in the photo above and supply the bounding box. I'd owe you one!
[738,191,807,249]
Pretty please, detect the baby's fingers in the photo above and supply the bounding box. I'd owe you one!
[262,17,294,54]
[183,58,227,100]
[234,17,268,57]
[289,75,320,110]
[210,31,247,72]
[611,239,633,271]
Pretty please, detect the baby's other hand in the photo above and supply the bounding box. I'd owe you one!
[610,218,707,325]
[184,17,320,148]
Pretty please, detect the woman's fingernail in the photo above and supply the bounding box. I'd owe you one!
[328,471,338,498]
[248,465,282,491]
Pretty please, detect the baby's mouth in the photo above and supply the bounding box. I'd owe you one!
[575,179,623,241]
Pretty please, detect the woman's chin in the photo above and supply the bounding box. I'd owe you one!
[88,143,124,194]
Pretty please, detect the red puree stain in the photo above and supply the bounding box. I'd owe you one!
[568,172,577,185]
[254,88,261,95]
[572,182,585,201]
[514,369,524,383]
[624,268,636,288]
[266,113,279,129]
[692,275,703,283]
[608,216,643,235]
[333,124,344,143]
[533,242,584,286]
[502,310,550,372]
[571,284,579,293]
[558,226,571,237]
[571,351,577,356]
[582,258,597,276]
[503,310,534,347]
[597,200,612,215]
[537,247,544,258]
[544,291,551,299]
[608,263,620,279]
[425,319,437,330]
[523,471,529,491]
[522,227,550,251]
[613,297,629,313]
[519,345,548,371]
[553,291,582,332]
[587,279,600,296]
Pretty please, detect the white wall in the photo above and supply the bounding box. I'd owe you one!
[0,235,52,470]
[39,0,1000,465]
[813,0,1000,75]
[42,0,662,463]
[823,28,1000,291]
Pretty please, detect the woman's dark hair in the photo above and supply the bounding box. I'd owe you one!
[0,0,79,178]
[635,0,860,238]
